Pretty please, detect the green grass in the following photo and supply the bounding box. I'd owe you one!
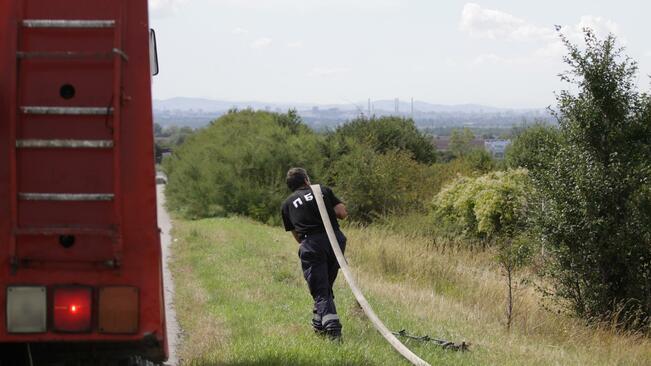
[170,216,651,366]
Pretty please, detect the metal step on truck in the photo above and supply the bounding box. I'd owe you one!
[0,0,167,364]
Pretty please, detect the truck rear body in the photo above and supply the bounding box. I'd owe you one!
[0,0,166,361]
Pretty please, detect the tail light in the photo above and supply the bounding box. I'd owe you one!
[6,286,47,333]
[53,286,92,333]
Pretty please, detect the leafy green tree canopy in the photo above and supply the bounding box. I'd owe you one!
[330,116,437,164]
[432,169,532,240]
[505,123,562,171]
[449,127,477,158]
[163,110,324,223]
[331,143,429,222]
[532,29,651,326]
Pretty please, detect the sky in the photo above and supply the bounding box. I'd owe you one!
[149,0,651,109]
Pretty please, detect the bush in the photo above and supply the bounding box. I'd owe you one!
[431,169,532,240]
[449,127,477,158]
[327,116,437,164]
[532,30,651,327]
[427,149,497,197]
[505,123,562,171]
[330,144,429,222]
[163,110,324,223]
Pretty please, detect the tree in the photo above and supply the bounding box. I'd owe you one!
[496,234,532,331]
[163,110,324,223]
[153,123,163,137]
[331,143,428,222]
[432,168,534,328]
[505,123,562,171]
[449,128,476,158]
[328,116,437,164]
[532,29,651,327]
[432,169,532,240]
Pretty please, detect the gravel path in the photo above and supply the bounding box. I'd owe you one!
[157,184,180,366]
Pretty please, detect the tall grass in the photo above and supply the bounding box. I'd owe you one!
[170,216,651,365]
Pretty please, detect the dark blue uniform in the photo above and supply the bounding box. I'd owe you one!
[281,186,346,337]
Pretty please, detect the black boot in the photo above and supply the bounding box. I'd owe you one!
[322,314,342,341]
[312,310,324,335]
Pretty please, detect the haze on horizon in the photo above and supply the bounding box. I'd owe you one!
[149,0,651,109]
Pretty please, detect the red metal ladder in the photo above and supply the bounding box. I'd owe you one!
[9,15,127,273]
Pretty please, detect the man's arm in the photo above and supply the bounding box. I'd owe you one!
[291,230,302,244]
[323,186,347,220]
[334,203,347,219]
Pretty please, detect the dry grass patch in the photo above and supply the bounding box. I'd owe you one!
[343,224,651,365]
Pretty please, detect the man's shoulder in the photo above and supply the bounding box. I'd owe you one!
[282,189,309,206]
[321,185,338,197]
[312,185,331,193]
[281,192,295,209]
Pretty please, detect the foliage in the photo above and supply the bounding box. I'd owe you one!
[431,169,532,240]
[427,149,497,196]
[424,126,518,140]
[163,111,439,224]
[531,30,651,327]
[154,123,163,136]
[449,127,477,158]
[328,116,437,164]
[313,115,437,222]
[273,109,307,134]
[330,144,429,222]
[163,110,324,223]
[155,125,196,163]
[505,123,562,171]
[432,166,533,330]
[463,149,496,173]
[156,125,195,145]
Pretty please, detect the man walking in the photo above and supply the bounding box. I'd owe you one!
[281,168,348,340]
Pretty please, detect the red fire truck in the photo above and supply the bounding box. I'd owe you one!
[0,0,167,364]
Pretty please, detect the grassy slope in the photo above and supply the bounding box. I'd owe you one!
[170,216,651,366]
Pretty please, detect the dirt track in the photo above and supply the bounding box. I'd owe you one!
[157,185,180,366]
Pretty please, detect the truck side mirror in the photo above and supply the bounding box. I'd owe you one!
[150,29,159,76]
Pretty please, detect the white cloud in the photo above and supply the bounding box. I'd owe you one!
[646,51,651,58]
[308,67,350,77]
[149,0,188,17]
[232,27,249,35]
[460,3,622,67]
[573,15,619,38]
[286,41,303,49]
[459,3,554,41]
[459,4,620,44]
[553,15,621,46]
[250,37,273,49]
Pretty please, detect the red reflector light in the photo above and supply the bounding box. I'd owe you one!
[53,287,92,333]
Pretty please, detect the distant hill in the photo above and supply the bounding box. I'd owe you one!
[154,97,542,114]
[368,100,510,113]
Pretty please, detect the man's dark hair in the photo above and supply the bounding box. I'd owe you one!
[286,167,309,191]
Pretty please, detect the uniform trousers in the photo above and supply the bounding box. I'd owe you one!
[298,230,347,321]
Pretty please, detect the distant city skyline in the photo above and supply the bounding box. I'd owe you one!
[152,96,552,131]
[150,0,651,109]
